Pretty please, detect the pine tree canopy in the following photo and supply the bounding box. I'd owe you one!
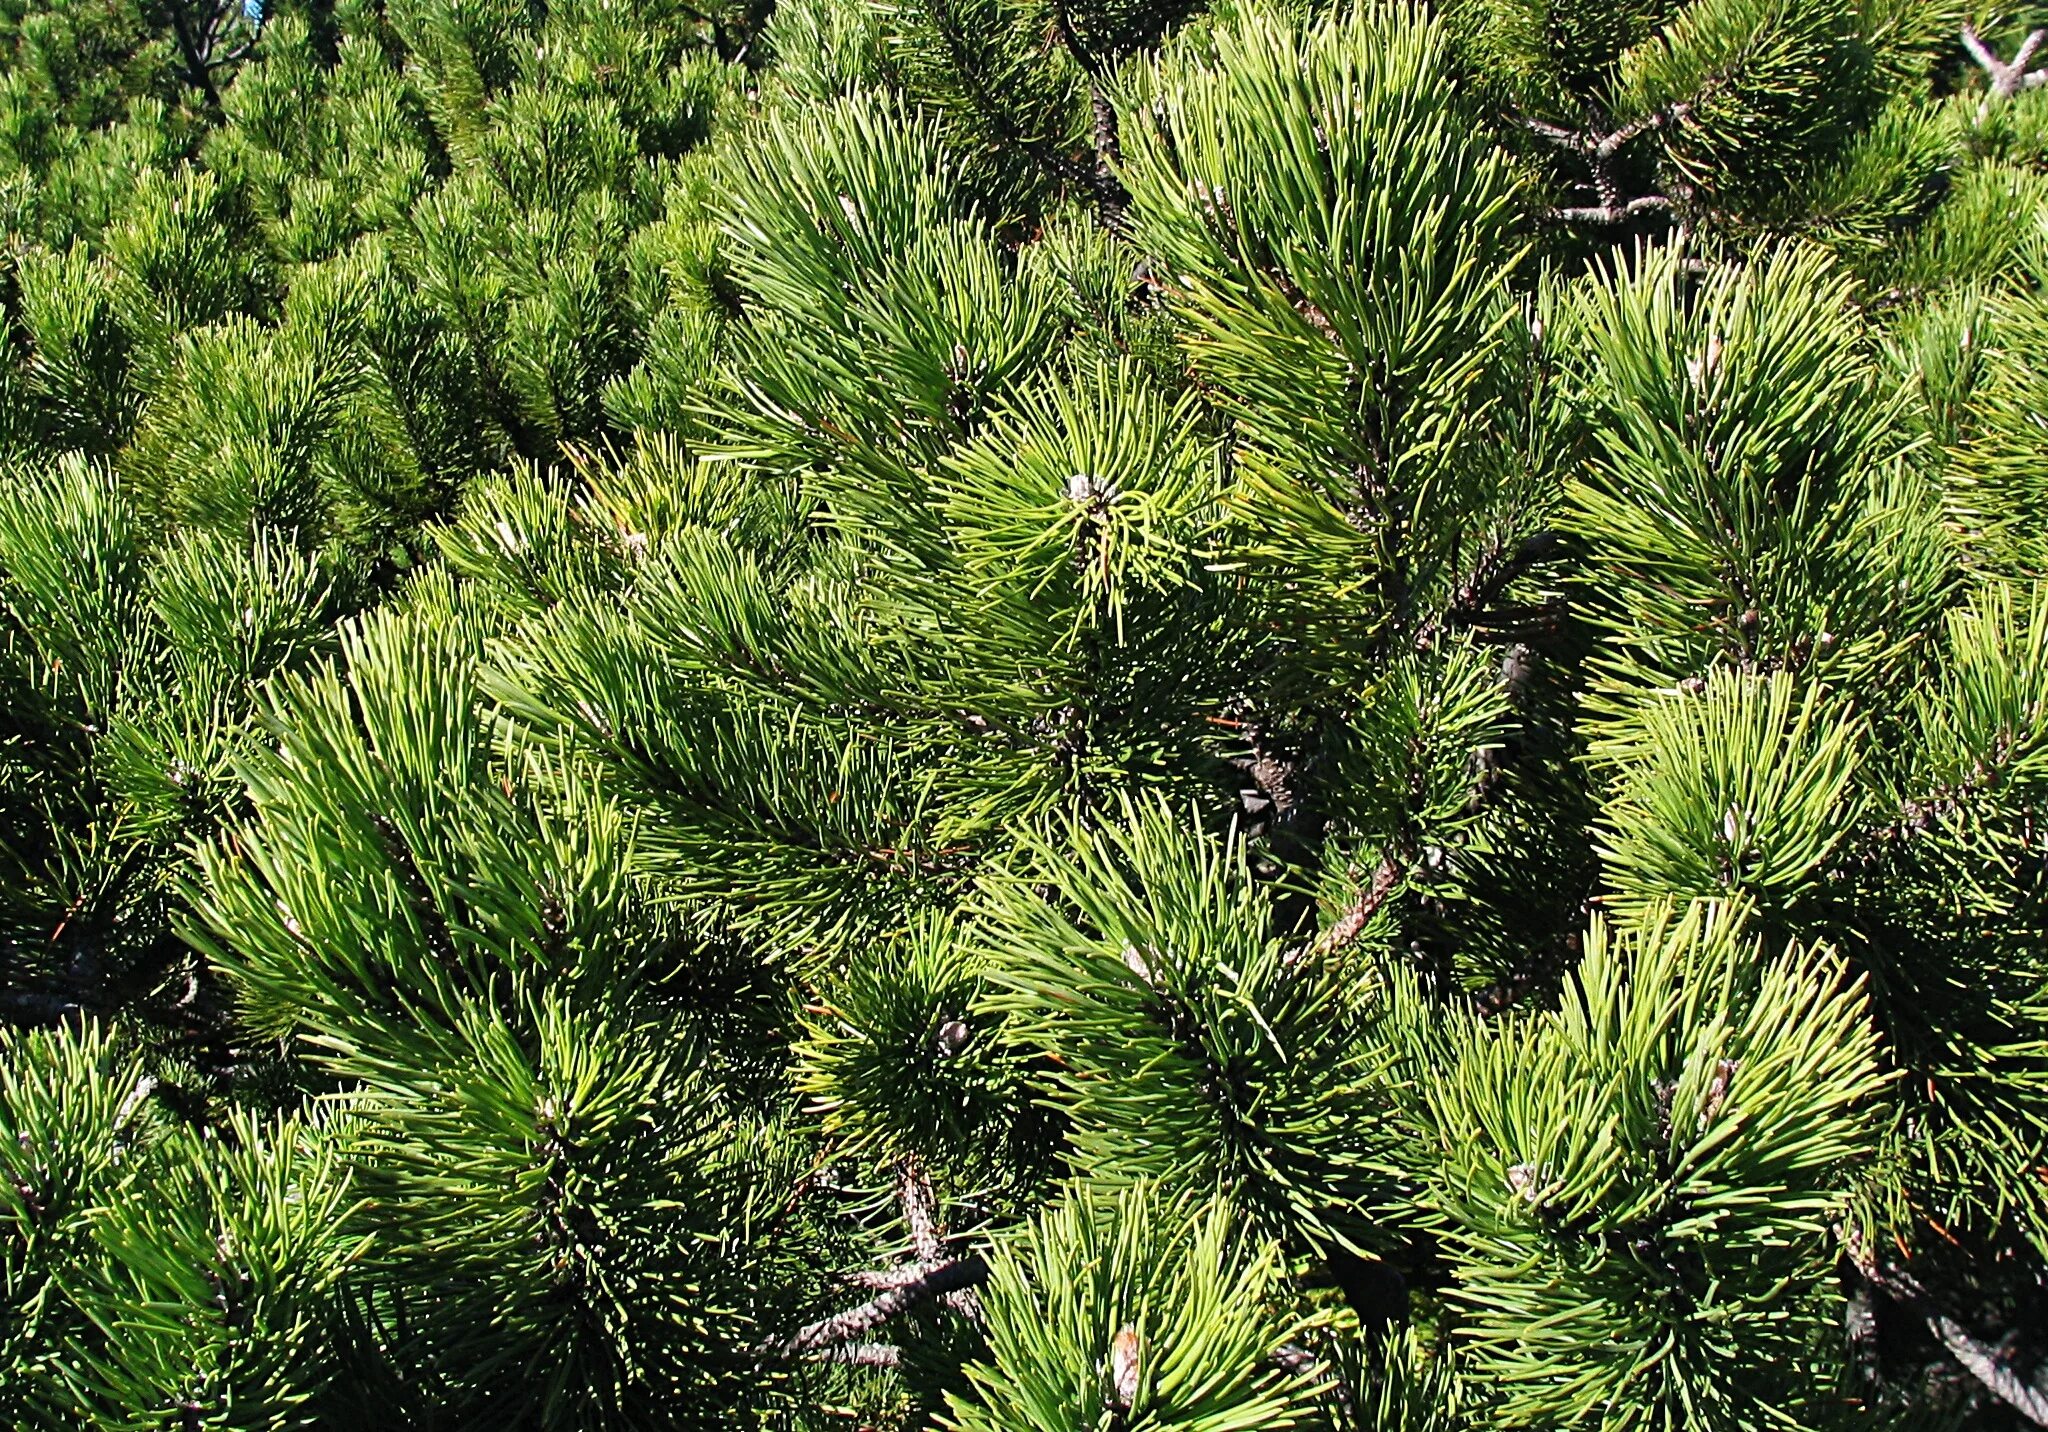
[13,0,2048,1425]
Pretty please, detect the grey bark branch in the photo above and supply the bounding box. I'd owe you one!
[1555,195,1675,225]
[1315,854,1405,956]
[1844,1226,2048,1426]
[1045,0,1129,229]
[1420,528,1568,649]
[845,1263,942,1292]
[1920,1306,2048,1424]
[1963,23,2048,99]
[113,1073,158,1133]
[760,1254,989,1360]
[899,1156,946,1265]
[1521,100,1694,226]
[898,1156,982,1322]
[1520,115,1583,147]
[1088,86,1128,231]
[814,1342,903,1368]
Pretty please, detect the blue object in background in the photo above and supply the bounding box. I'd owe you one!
[243,0,264,25]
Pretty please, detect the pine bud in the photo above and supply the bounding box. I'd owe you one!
[1108,1325,1141,1410]
[1686,332,1724,388]
[935,1019,970,1058]
[1699,1058,1738,1129]
[1066,472,1118,507]
[1121,945,1156,986]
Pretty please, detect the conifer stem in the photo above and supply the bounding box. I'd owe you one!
[1962,23,2048,100]
[1845,1228,2048,1426]
[899,1155,982,1321]
[1048,0,1129,228]
[845,1263,941,1291]
[1317,854,1404,954]
[1520,101,1694,226]
[1554,195,1674,225]
[760,1255,990,1360]
[815,1342,903,1367]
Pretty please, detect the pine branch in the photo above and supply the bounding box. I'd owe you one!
[844,1263,944,1291]
[1554,195,1676,226]
[205,36,256,71]
[899,1156,947,1265]
[1962,23,2048,99]
[1520,99,1696,227]
[1520,116,1583,148]
[1266,534,1568,962]
[1316,853,1404,955]
[1045,0,1129,229]
[1422,529,1567,648]
[814,1342,903,1367]
[1266,264,1342,347]
[1844,1227,2048,1427]
[759,1255,990,1360]
[165,1,223,109]
[160,0,256,106]
[921,0,1090,195]
[369,814,459,968]
[899,1154,981,1321]
[1088,86,1128,231]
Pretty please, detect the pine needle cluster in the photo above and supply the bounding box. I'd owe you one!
[7,0,2048,1426]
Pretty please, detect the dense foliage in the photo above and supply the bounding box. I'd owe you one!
[7,0,2048,1425]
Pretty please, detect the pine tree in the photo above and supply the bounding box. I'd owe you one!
[10,0,2048,1426]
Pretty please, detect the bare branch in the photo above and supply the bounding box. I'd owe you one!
[1843,1226,2048,1427]
[1523,91,1704,226]
[812,1342,903,1368]
[844,1263,943,1292]
[1554,195,1676,226]
[1316,854,1404,956]
[898,1156,982,1322]
[205,37,257,71]
[759,1255,990,1361]
[898,1157,946,1265]
[1520,115,1587,149]
[1088,86,1128,232]
[2015,27,2045,71]
[1596,101,1694,158]
[1962,20,2004,72]
[1420,529,1568,649]
[113,1073,158,1133]
[1046,0,1128,228]
[1963,23,2048,100]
